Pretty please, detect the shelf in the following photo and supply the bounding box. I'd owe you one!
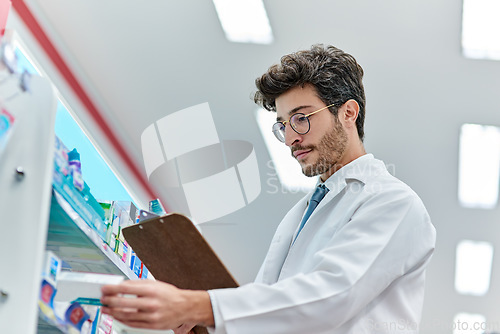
[47,190,138,279]
[37,315,65,334]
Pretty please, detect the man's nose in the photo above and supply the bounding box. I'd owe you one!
[284,125,303,147]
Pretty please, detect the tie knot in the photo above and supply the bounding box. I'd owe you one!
[311,184,329,203]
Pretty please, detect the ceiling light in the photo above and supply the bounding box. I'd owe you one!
[455,239,493,296]
[212,0,274,44]
[462,0,500,60]
[458,123,500,209]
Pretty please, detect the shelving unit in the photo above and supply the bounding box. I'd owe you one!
[0,65,140,333]
[48,190,137,279]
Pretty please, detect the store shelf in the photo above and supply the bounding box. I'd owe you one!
[38,315,65,334]
[47,190,137,279]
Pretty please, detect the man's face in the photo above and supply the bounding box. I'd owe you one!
[275,85,348,181]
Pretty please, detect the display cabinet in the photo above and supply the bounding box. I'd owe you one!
[0,54,149,333]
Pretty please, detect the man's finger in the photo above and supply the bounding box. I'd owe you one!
[101,294,161,312]
[113,317,182,331]
[103,307,157,324]
[114,320,157,330]
[102,280,157,296]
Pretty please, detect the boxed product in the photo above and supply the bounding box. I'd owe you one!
[113,201,138,242]
[54,272,124,306]
[41,251,62,287]
[53,136,69,176]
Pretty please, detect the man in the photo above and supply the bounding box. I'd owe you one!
[101,44,436,334]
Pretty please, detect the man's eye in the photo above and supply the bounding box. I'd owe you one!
[297,116,308,122]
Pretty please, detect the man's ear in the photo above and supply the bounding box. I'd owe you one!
[339,99,359,128]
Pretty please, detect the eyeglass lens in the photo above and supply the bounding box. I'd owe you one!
[272,113,310,143]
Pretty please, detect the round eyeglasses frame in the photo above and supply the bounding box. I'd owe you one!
[272,104,336,143]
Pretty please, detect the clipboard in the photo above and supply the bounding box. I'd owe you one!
[122,213,239,334]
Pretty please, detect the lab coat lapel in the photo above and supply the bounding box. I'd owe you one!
[260,181,348,284]
[259,195,310,284]
[278,181,349,279]
[308,179,347,219]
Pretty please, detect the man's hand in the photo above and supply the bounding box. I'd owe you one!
[100,280,214,330]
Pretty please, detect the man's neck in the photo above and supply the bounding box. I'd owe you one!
[320,143,366,182]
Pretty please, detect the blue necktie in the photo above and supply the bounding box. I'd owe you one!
[293,184,329,243]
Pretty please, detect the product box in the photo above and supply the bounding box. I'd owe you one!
[121,241,128,263]
[99,200,115,246]
[133,256,142,278]
[54,136,69,176]
[114,201,138,223]
[54,272,124,305]
[141,265,149,279]
[113,201,138,242]
[115,239,130,263]
[108,234,117,252]
[149,198,166,215]
[41,251,62,287]
[64,302,90,331]
[128,250,137,271]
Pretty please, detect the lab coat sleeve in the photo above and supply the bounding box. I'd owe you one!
[207,187,436,334]
[207,290,226,334]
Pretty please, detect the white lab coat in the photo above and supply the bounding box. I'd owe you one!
[208,154,436,334]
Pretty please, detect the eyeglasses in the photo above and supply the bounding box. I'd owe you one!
[272,104,335,143]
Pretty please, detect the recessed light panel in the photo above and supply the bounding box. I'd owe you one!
[458,123,500,209]
[213,0,274,44]
[462,0,500,60]
[455,239,493,296]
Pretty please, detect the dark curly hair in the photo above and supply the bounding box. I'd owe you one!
[254,44,366,141]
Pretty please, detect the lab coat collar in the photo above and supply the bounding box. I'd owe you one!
[320,154,384,190]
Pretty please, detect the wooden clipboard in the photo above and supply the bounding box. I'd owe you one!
[122,213,239,334]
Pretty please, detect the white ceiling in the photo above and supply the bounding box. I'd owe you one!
[7,1,500,332]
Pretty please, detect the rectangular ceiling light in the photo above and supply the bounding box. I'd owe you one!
[458,123,500,209]
[212,0,274,44]
[455,240,494,296]
[255,109,316,192]
[462,0,500,60]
